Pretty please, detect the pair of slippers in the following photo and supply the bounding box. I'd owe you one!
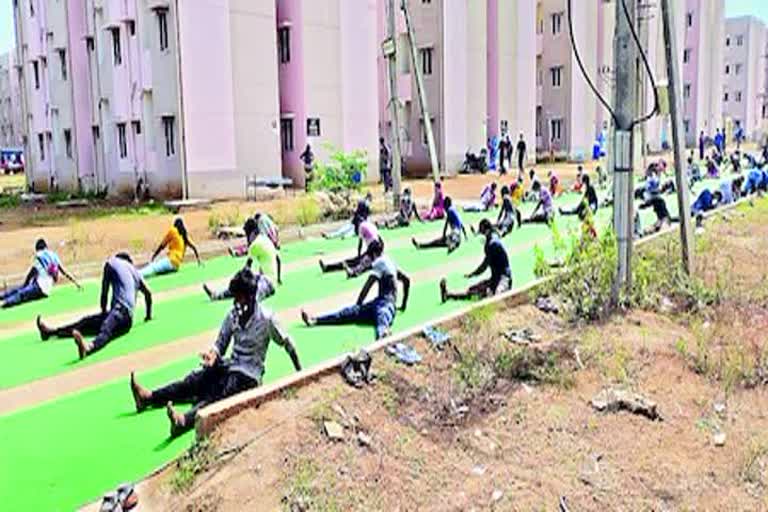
[340,350,375,388]
[386,343,422,365]
[100,483,137,512]
[535,296,559,315]
[502,327,540,345]
[422,326,450,350]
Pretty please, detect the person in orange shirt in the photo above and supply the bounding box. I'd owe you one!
[141,218,201,278]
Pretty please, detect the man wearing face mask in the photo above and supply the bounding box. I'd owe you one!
[129,266,301,437]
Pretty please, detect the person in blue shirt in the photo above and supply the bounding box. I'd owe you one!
[439,219,512,302]
[1,239,80,308]
[690,188,723,216]
[743,168,765,196]
[412,197,468,254]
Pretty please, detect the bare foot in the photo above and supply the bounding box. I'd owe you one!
[37,315,51,341]
[130,372,151,413]
[318,260,326,272]
[227,247,236,258]
[411,237,419,249]
[72,330,92,360]
[166,402,187,438]
[439,278,448,304]
[202,284,214,301]
[301,310,315,327]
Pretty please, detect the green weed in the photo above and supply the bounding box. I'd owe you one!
[170,438,215,493]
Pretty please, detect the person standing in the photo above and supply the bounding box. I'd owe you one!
[698,130,705,161]
[517,133,527,173]
[37,253,152,360]
[379,137,392,194]
[300,144,315,192]
[1,239,81,308]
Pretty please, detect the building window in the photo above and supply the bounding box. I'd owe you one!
[163,116,176,156]
[737,35,744,46]
[58,49,67,81]
[683,48,691,64]
[420,47,433,75]
[762,105,767,119]
[683,83,691,99]
[32,61,39,89]
[157,9,169,51]
[422,0,431,3]
[278,27,291,64]
[30,0,34,17]
[726,37,730,47]
[725,64,730,75]
[686,12,693,27]
[551,12,563,35]
[550,66,563,87]
[550,119,563,141]
[735,63,742,75]
[735,91,742,102]
[536,107,542,136]
[92,125,100,141]
[117,123,127,159]
[683,119,690,134]
[86,36,94,52]
[110,28,122,66]
[127,20,136,36]
[724,92,729,102]
[132,120,141,135]
[38,133,44,160]
[280,118,294,152]
[63,129,72,158]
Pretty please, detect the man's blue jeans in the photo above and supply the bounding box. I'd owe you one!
[316,297,396,339]
[1,281,45,308]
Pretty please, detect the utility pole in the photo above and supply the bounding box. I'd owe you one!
[401,0,440,181]
[383,0,404,207]
[612,0,638,296]
[660,0,694,274]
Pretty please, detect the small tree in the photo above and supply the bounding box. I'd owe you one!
[309,144,368,193]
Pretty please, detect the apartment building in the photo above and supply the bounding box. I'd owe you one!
[277,0,380,187]
[0,52,23,149]
[376,0,536,176]
[536,0,599,161]
[683,0,725,146]
[722,16,767,141]
[488,0,537,163]
[13,0,282,198]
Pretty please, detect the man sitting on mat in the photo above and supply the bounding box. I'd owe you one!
[37,253,152,360]
[302,240,410,340]
[377,188,422,229]
[1,238,81,308]
[130,265,301,437]
[440,219,512,303]
[320,220,383,276]
[412,197,468,254]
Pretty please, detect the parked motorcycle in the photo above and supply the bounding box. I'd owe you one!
[461,148,488,174]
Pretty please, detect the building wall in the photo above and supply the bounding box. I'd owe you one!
[723,16,767,141]
[0,52,24,149]
[684,0,725,146]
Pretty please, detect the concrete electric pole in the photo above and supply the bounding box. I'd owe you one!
[660,0,694,274]
[401,0,440,181]
[612,0,639,295]
[383,0,404,207]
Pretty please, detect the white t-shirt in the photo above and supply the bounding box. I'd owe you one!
[371,255,398,303]
[33,249,61,296]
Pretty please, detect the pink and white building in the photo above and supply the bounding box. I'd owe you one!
[276,0,380,188]
[683,0,725,146]
[0,52,23,149]
[722,16,767,141]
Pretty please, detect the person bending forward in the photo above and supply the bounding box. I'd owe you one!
[302,240,410,340]
[412,197,468,254]
[130,266,301,437]
[37,253,152,360]
[440,219,512,302]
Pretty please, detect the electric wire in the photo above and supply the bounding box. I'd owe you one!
[566,0,620,125]
[620,0,660,127]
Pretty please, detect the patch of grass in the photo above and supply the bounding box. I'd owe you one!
[281,458,340,512]
[0,193,21,209]
[454,347,495,392]
[462,303,497,333]
[208,207,244,235]
[296,196,320,227]
[306,385,344,424]
[740,437,768,485]
[170,437,215,493]
[280,387,298,401]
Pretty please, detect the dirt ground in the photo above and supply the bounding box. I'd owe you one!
[119,197,768,510]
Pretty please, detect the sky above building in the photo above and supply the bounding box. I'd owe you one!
[0,1,766,55]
